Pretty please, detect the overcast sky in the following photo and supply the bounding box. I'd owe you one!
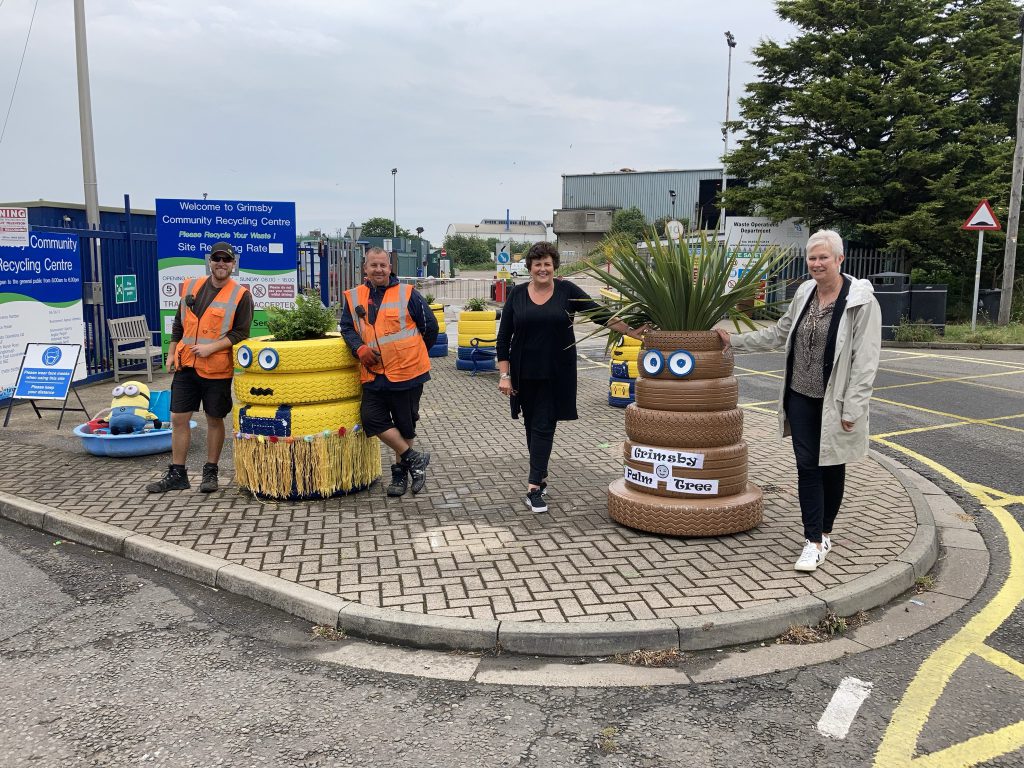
[0,0,795,243]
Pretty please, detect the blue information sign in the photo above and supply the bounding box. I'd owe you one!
[155,198,298,345]
[14,343,79,399]
[0,233,85,400]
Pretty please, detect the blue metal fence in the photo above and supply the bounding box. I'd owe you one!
[30,225,158,380]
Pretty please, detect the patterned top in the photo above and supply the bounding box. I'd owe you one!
[790,294,836,398]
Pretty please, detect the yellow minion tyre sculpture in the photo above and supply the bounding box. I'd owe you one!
[234,369,362,405]
[232,333,379,499]
[235,335,358,373]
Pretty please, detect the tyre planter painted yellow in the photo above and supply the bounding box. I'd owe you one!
[429,302,447,334]
[457,308,498,373]
[609,330,762,536]
[608,335,641,408]
[232,333,380,499]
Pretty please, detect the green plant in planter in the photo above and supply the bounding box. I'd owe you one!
[424,293,435,305]
[582,229,790,332]
[587,228,792,538]
[265,290,338,341]
[464,297,487,312]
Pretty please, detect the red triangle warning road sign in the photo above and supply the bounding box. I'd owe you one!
[962,199,1001,231]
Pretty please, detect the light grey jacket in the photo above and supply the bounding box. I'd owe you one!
[729,275,882,466]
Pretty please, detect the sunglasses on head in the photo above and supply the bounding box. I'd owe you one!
[210,254,234,263]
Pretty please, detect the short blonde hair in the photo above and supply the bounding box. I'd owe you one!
[806,229,844,258]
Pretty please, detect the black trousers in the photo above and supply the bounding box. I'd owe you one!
[786,390,846,543]
[518,378,557,486]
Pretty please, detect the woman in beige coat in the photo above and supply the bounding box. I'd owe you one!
[717,230,882,572]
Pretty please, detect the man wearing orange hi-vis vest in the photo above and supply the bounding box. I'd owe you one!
[146,241,253,495]
[340,247,438,497]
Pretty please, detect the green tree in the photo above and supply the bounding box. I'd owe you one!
[609,207,649,244]
[442,234,493,266]
[723,0,1021,267]
[360,217,410,238]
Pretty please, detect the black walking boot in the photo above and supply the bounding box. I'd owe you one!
[199,462,219,493]
[402,450,430,494]
[146,464,190,493]
[386,463,408,497]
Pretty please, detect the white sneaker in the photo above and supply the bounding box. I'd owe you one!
[821,535,832,562]
[794,540,824,572]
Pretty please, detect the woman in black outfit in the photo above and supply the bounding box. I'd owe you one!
[496,242,644,513]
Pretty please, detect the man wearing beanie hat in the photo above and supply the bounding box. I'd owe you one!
[147,241,253,494]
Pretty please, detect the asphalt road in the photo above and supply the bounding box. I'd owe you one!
[1,347,1022,767]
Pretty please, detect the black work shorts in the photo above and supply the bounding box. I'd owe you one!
[360,385,423,439]
[170,368,233,419]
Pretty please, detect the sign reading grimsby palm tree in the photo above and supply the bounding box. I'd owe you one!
[584,231,789,536]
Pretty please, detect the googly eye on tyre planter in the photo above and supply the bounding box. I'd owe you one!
[236,345,253,368]
[641,349,665,376]
[667,350,695,377]
[257,347,280,370]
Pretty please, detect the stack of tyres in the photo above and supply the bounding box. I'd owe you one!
[428,302,448,357]
[456,308,498,372]
[231,334,381,499]
[608,335,641,407]
[607,330,762,537]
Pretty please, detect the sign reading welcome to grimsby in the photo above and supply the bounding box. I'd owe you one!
[0,232,86,400]
[155,198,298,352]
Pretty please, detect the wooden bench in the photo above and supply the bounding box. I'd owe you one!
[107,315,162,382]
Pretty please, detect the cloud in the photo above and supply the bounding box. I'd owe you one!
[0,0,794,243]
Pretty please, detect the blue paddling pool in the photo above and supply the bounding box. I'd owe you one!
[73,389,196,457]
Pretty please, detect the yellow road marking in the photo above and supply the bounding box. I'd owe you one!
[872,438,1024,767]
[894,351,1024,370]
[871,398,1024,434]
[875,369,1024,395]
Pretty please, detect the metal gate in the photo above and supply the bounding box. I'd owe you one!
[30,225,158,380]
[296,238,364,309]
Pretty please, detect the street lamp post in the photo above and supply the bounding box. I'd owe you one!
[669,189,677,221]
[391,168,398,240]
[721,30,736,239]
[347,220,362,292]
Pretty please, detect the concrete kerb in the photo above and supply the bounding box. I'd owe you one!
[0,441,944,660]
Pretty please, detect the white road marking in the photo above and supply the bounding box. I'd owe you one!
[817,677,873,739]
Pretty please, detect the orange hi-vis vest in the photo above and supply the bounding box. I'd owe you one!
[175,276,247,379]
[345,282,430,384]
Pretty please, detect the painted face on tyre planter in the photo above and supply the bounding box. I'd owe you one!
[231,334,380,499]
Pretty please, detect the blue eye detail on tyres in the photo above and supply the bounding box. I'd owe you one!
[257,348,280,371]
[667,350,695,377]
[237,345,253,368]
[641,350,665,376]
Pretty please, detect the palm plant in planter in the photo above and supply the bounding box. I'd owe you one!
[583,230,789,536]
[232,291,380,499]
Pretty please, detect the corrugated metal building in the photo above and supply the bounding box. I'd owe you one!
[5,199,157,233]
[446,218,550,243]
[554,168,727,262]
[563,168,724,224]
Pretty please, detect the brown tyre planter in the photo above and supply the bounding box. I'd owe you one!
[623,458,748,498]
[634,376,739,412]
[608,478,763,536]
[623,440,748,470]
[643,330,723,352]
[624,404,743,448]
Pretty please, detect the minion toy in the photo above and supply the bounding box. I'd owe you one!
[105,381,160,435]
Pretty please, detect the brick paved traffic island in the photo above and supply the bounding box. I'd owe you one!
[0,355,926,656]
